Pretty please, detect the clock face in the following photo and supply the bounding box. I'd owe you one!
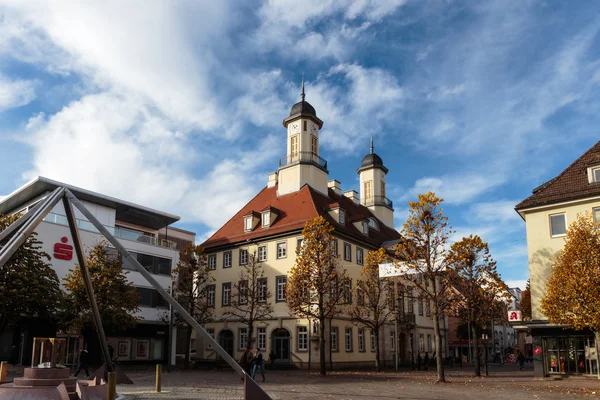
[310,123,318,135]
[290,123,300,133]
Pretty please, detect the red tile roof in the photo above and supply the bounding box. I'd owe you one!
[202,184,400,250]
[516,140,600,211]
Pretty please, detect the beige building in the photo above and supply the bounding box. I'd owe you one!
[516,140,600,377]
[199,86,446,368]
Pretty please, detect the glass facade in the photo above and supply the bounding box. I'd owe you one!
[544,336,596,375]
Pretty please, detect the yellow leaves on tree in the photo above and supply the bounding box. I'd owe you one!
[519,279,531,321]
[541,212,600,339]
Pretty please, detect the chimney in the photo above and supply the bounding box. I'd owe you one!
[268,172,278,188]
[327,180,341,195]
[344,190,359,204]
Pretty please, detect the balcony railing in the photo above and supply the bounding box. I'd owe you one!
[361,195,394,209]
[43,212,177,250]
[397,312,416,325]
[279,151,328,171]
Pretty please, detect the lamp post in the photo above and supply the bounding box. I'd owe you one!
[482,332,489,376]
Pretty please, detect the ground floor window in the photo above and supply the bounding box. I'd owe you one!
[239,328,248,350]
[297,326,308,351]
[544,336,595,375]
[370,330,376,352]
[257,327,266,350]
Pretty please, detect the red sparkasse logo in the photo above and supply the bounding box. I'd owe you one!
[54,237,73,260]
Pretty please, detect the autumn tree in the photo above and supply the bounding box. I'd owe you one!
[447,234,510,377]
[519,279,532,321]
[62,241,140,333]
[170,244,214,369]
[0,213,62,337]
[349,248,395,372]
[395,192,453,383]
[224,252,273,349]
[287,216,348,376]
[540,212,600,378]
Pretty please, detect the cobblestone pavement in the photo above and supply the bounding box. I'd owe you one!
[116,364,600,400]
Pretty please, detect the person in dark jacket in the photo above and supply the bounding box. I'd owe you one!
[417,353,422,370]
[252,348,265,382]
[517,352,526,370]
[239,347,252,375]
[74,348,89,377]
[424,352,429,370]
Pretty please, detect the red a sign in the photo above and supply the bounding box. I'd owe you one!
[54,237,73,260]
[508,310,522,322]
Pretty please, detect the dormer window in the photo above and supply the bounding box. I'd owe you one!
[244,216,253,232]
[362,221,369,235]
[262,211,270,228]
[368,218,379,231]
[587,165,600,183]
[594,168,600,182]
[339,209,346,225]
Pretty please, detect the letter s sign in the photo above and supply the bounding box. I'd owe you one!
[54,237,73,260]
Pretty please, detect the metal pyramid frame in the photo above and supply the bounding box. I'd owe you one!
[0,187,271,399]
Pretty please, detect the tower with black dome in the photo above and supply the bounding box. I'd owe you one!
[277,78,328,196]
[357,137,394,227]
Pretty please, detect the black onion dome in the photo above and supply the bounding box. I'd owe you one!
[289,100,317,117]
[357,137,389,173]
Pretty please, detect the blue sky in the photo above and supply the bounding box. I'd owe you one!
[1,1,600,290]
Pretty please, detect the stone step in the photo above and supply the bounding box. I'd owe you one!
[24,368,71,380]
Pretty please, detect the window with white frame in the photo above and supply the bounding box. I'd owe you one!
[408,295,414,313]
[343,278,352,304]
[277,242,287,259]
[258,278,267,302]
[344,242,351,261]
[297,326,308,351]
[418,298,423,316]
[239,280,248,304]
[276,276,287,302]
[339,208,346,225]
[258,327,266,350]
[426,300,431,317]
[239,328,248,350]
[345,327,353,351]
[370,330,375,352]
[368,218,379,230]
[223,251,232,268]
[427,334,432,352]
[258,245,267,261]
[297,238,303,250]
[222,282,231,306]
[239,249,248,265]
[356,282,364,306]
[356,248,364,265]
[208,254,216,270]
[362,221,368,235]
[261,211,270,228]
[358,329,365,352]
[331,239,338,255]
[390,331,395,352]
[419,334,424,352]
[330,327,338,351]
[207,285,215,307]
[593,167,600,182]
[205,328,215,350]
[550,213,567,237]
[244,216,253,232]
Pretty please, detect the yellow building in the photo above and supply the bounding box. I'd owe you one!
[199,85,445,368]
[516,141,600,377]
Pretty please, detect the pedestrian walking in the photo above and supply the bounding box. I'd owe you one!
[252,348,265,382]
[74,348,89,378]
[239,347,252,376]
[417,353,422,370]
[517,352,526,370]
[424,352,429,371]
[108,345,114,362]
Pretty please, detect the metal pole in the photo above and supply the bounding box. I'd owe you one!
[62,196,113,373]
[168,283,174,373]
[467,321,472,364]
[155,364,162,392]
[395,316,399,371]
[106,371,116,400]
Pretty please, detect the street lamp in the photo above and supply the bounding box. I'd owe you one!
[482,332,489,376]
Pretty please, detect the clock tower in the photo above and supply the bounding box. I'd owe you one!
[277,79,328,196]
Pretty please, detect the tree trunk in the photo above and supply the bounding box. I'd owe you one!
[184,325,192,370]
[248,321,254,350]
[432,312,445,382]
[595,331,600,380]
[319,316,326,376]
[329,317,333,371]
[375,328,381,372]
[472,324,480,377]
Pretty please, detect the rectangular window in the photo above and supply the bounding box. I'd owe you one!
[331,239,338,255]
[594,168,600,182]
[297,326,308,351]
[262,212,270,227]
[258,278,267,302]
[239,280,248,305]
[222,282,231,306]
[136,287,167,308]
[339,209,346,225]
[276,276,287,302]
[362,221,368,235]
[344,243,351,261]
[419,334,424,352]
[239,249,248,265]
[550,213,567,237]
[312,321,319,336]
[356,248,364,265]
[244,216,253,231]
[387,281,396,310]
[330,327,338,352]
[135,253,172,275]
[345,327,353,352]
[390,331,395,352]
[208,254,217,270]
[343,278,352,304]
[297,238,303,250]
[291,135,299,158]
[277,242,287,259]
[426,300,431,317]
[207,285,215,307]
[370,330,376,352]
[303,121,307,131]
[206,328,215,350]
[357,282,365,306]
[311,135,318,155]
[418,298,424,316]
[223,251,232,268]
[258,245,267,261]
[381,181,386,197]
[258,327,266,350]
[239,328,248,350]
[594,207,600,224]
[364,181,372,202]
[358,329,365,352]
[407,294,414,313]
[427,334,432,352]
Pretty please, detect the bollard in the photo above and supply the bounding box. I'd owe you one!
[0,361,7,383]
[106,371,116,400]
[155,364,162,392]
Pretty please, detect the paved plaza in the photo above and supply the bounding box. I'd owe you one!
[113,364,600,400]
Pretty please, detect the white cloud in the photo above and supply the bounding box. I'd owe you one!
[0,75,36,111]
[505,279,528,291]
[470,200,521,223]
